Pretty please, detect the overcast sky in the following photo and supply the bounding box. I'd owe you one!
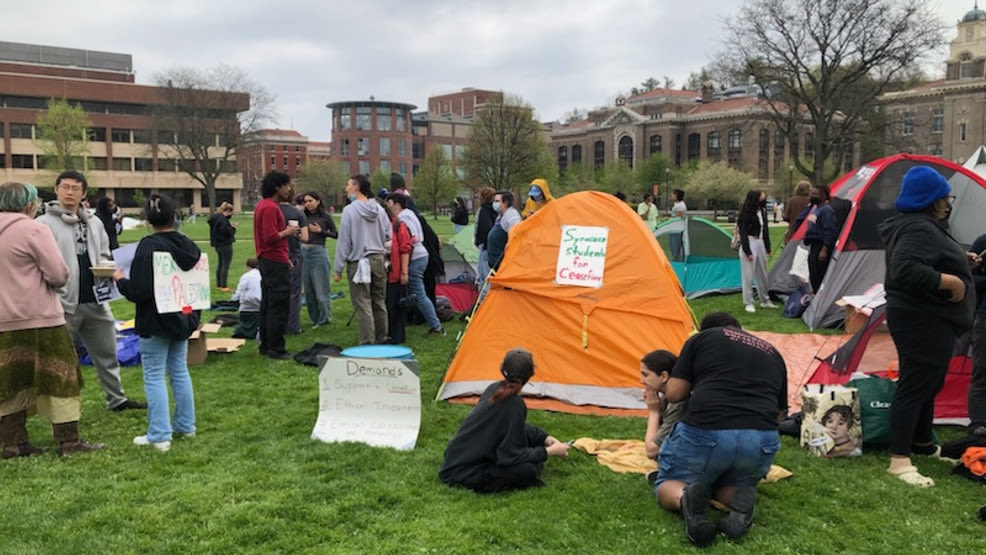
[4,0,978,141]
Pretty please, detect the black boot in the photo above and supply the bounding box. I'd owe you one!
[1,410,46,459]
[52,421,106,456]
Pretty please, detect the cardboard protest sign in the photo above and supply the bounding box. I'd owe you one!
[311,357,421,450]
[555,225,608,288]
[152,252,210,314]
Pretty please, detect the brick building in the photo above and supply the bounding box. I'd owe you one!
[413,88,502,179]
[0,41,248,210]
[238,128,309,206]
[325,99,415,178]
[879,6,986,163]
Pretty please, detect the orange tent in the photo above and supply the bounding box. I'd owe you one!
[437,191,696,415]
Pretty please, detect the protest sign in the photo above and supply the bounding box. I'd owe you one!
[555,225,609,288]
[311,357,421,450]
[152,252,210,313]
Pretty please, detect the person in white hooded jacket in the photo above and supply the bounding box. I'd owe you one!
[36,170,145,412]
[333,174,391,344]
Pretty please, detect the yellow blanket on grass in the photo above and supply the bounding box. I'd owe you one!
[572,438,793,484]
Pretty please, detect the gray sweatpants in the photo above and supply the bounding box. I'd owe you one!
[64,303,127,408]
[739,237,770,306]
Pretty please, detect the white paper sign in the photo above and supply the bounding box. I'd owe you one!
[152,252,211,313]
[555,225,608,288]
[311,357,421,451]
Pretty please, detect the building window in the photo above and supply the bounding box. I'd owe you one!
[930,144,943,156]
[687,133,700,162]
[804,131,814,158]
[649,134,662,154]
[340,139,350,156]
[295,145,301,152]
[134,158,153,171]
[758,129,770,180]
[339,112,351,130]
[412,142,424,159]
[728,129,743,151]
[157,158,176,171]
[902,111,915,136]
[572,144,582,164]
[960,122,968,142]
[931,107,944,134]
[358,160,370,175]
[618,136,634,167]
[454,144,465,159]
[179,159,198,173]
[594,140,605,169]
[356,107,371,130]
[558,146,568,172]
[132,129,151,144]
[9,123,34,139]
[399,139,407,156]
[111,128,132,143]
[89,157,108,170]
[157,130,175,145]
[283,156,289,167]
[774,130,785,172]
[111,158,131,171]
[707,131,721,158]
[358,138,370,156]
[379,160,391,172]
[11,154,34,169]
[400,161,407,174]
[295,156,301,167]
[396,110,407,131]
[379,137,391,156]
[377,107,392,131]
[88,127,107,142]
[270,155,277,168]
[442,144,453,159]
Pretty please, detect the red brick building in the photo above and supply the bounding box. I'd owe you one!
[0,41,248,210]
[325,99,416,178]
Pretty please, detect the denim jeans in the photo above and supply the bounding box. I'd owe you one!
[476,247,490,286]
[408,256,441,330]
[655,422,780,491]
[301,245,332,325]
[138,335,196,443]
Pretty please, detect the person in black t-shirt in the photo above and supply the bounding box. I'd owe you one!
[654,312,787,546]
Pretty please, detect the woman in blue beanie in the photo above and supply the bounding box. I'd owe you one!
[877,165,978,487]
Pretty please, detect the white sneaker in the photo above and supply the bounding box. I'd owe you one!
[133,435,171,452]
[761,301,778,308]
[745,304,756,313]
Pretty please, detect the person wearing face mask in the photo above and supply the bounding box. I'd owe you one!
[521,178,554,219]
[802,185,838,294]
[878,165,977,488]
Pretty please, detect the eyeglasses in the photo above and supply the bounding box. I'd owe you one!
[58,184,84,192]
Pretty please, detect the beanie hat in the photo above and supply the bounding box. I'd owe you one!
[500,348,535,383]
[896,166,951,213]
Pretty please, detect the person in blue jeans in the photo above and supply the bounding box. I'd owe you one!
[114,194,199,452]
[386,193,444,336]
[655,312,787,546]
[301,191,337,327]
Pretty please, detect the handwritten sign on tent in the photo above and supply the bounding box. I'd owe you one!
[152,252,210,314]
[311,357,421,450]
[555,225,608,288]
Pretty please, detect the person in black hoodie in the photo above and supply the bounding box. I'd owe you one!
[207,201,237,291]
[878,165,977,487]
[439,348,569,492]
[114,194,201,453]
[473,186,496,284]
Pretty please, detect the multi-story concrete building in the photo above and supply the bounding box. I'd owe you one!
[325,98,416,178]
[879,5,986,163]
[0,41,248,210]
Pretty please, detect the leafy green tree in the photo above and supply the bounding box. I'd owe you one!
[35,98,91,172]
[682,161,758,210]
[296,159,349,204]
[370,168,391,196]
[635,153,674,194]
[461,94,551,192]
[598,160,635,194]
[556,162,600,195]
[414,146,458,219]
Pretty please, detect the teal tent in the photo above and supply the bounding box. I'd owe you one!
[654,217,741,298]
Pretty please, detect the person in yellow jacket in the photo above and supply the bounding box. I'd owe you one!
[521,178,555,219]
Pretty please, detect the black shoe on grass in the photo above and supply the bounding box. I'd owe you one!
[680,482,716,547]
[717,486,756,540]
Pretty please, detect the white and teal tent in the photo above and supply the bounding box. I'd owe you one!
[654,216,741,298]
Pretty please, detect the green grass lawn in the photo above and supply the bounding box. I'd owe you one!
[6,212,983,553]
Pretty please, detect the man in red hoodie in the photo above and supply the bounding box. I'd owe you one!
[253,171,299,360]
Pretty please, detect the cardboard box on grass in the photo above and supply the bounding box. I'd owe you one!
[187,323,247,366]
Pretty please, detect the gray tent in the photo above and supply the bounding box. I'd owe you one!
[768,153,986,329]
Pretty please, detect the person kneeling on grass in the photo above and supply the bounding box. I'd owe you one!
[655,312,787,547]
[439,348,569,493]
[114,194,198,453]
[232,257,262,339]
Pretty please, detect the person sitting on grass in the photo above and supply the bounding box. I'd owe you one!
[654,312,787,546]
[232,258,262,340]
[439,348,570,493]
[640,349,685,460]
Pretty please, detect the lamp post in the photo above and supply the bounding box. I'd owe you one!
[665,168,671,214]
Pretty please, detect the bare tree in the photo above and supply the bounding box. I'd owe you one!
[720,0,946,185]
[461,94,552,192]
[153,65,276,214]
[414,145,458,218]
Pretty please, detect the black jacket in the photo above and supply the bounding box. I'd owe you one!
[738,207,772,257]
[118,231,202,339]
[451,203,469,226]
[208,213,236,247]
[474,203,496,249]
[878,213,974,332]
